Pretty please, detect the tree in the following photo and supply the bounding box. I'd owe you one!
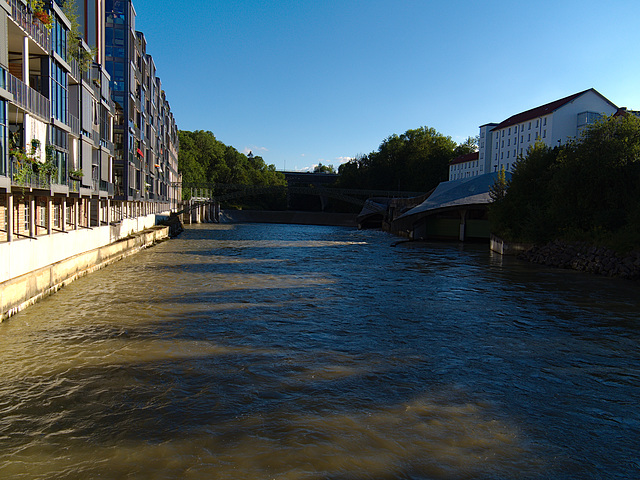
[337,126,458,192]
[313,163,336,174]
[488,115,640,250]
[178,130,286,205]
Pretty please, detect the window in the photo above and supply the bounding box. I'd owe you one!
[528,134,531,142]
[521,135,523,142]
[543,130,546,138]
[24,204,30,232]
[536,119,539,127]
[51,15,68,59]
[506,163,510,170]
[53,203,61,228]
[501,141,504,148]
[508,127,511,135]
[543,117,547,126]
[50,60,68,124]
[528,122,531,130]
[501,152,503,159]
[502,130,505,137]
[507,139,510,146]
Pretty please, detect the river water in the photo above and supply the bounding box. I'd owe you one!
[0,223,639,479]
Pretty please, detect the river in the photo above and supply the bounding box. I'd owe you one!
[0,223,639,479]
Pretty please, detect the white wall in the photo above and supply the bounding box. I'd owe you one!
[551,91,617,146]
[0,214,158,283]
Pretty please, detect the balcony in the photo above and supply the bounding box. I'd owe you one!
[100,181,114,195]
[9,157,53,189]
[6,72,50,122]
[69,113,80,136]
[9,0,52,52]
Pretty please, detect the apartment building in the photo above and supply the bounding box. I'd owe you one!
[1,0,178,247]
[104,0,179,206]
[450,89,619,181]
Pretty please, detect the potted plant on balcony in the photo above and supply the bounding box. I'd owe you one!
[69,169,84,181]
[29,1,53,30]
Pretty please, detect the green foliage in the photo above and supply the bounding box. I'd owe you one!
[178,130,286,207]
[62,1,96,72]
[489,115,640,251]
[10,139,57,186]
[337,126,460,192]
[313,163,335,174]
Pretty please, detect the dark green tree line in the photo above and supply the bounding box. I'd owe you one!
[178,130,286,208]
[178,130,285,187]
[337,127,475,192]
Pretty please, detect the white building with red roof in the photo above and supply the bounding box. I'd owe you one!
[449,152,481,181]
[481,88,617,175]
[451,88,619,181]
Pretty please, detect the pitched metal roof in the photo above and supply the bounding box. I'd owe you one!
[396,171,512,220]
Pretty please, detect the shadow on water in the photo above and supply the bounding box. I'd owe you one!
[0,223,639,479]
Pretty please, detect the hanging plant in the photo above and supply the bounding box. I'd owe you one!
[29,1,53,30]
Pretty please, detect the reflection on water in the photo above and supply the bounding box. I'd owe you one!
[0,223,639,479]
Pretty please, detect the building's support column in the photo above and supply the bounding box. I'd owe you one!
[7,193,13,243]
[29,196,36,237]
[47,197,53,235]
[74,199,79,230]
[106,198,110,225]
[62,197,67,232]
[459,209,467,242]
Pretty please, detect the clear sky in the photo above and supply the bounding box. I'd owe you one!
[131,0,640,172]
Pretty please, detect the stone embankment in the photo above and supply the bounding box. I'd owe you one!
[519,241,640,279]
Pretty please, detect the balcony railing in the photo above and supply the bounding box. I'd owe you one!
[9,0,52,52]
[6,72,50,122]
[9,157,53,189]
[100,181,114,195]
[69,113,80,136]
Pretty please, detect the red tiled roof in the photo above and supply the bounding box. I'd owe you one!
[450,151,479,166]
[491,88,616,131]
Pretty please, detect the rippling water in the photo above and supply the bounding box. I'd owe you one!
[1,223,639,479]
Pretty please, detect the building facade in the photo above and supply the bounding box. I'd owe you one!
[448,151,480,181]
[104,0,179,205]
[1,0,179,247]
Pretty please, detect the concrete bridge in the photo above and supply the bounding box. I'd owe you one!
[177,183,425,225]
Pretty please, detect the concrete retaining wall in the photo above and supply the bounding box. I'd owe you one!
[1,220,169,322]
[0,214,159,283]
[490,234,533,256]
[220,210,357,227]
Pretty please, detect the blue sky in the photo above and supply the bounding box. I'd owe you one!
[131,0,640,172]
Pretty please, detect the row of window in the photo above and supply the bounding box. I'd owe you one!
[496,131,546,151]
[501,117,548,137]
[451,159,479,170]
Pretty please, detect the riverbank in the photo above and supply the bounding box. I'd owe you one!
[220,210,357,227]
[519,240,640,279]
[0,224,169,322]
